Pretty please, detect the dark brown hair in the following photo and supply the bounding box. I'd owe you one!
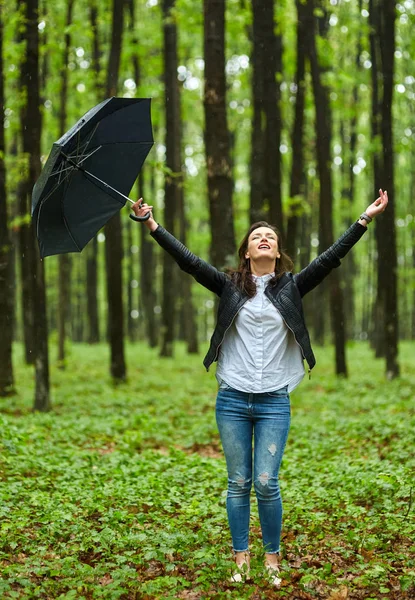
[228,221,294,297]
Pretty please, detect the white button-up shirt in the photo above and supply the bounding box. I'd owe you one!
[216,273,305,393]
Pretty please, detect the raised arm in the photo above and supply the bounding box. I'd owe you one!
[294,189,389,297]
[131,199,228,296]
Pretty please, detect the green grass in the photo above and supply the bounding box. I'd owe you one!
[0,341,414,599]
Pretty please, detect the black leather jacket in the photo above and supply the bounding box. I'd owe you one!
[151,221,367,372]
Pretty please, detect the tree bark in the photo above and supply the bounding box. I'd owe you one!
[19,0,51,409]
[0,4,15,396]
[126,0,158,347]
[203,0,236,269]
[86,237,100,343]
[249,0,283,230]
[139,171,158,347]
[369,0,399,377]
[105,0,126,380]
[178,178,199,354]
[306,0,347,376]
[286,0,307,259]
[57,0,75,368]
[379,0,399,377]
[85,0,102,345]
[160,0,181,357]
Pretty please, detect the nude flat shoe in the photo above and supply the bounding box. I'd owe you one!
[230,561,250,583]
[265,563,282,587]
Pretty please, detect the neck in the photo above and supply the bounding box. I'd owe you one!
[250,260,275,277]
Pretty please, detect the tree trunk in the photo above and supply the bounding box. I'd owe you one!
[57,0,75,368]
[203,0,236,269]
[17,0,35,364]
[250,0,283,230]
[178,177,199,354]
[369,0,399,377]
[379,0,399,377]
[105,0,126,380]
[369,0,385,356]
[286,0,307,259]
[86,237,100,343]
[126,0,158,347]
[160,0,181,357]
[307,0,347,376]
[85,0,102,345]
[19,0,51,410]
[139,171,158,348]
[0,5,15,396]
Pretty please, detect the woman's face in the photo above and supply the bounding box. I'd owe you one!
[245,227,280,263]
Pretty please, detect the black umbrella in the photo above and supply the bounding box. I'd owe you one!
[32,97,154,258]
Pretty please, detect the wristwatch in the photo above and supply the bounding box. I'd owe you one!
[359,212,372,224]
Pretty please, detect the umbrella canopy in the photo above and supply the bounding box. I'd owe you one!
[32,97,153,258]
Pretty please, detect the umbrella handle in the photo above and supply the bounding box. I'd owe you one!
[129,212,151,222]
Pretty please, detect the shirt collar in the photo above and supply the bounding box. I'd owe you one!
[252,273,274,286]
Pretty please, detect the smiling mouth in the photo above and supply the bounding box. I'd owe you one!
[258,244,271,250]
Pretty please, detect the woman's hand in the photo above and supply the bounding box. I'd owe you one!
[365,189,388,219]
[131,198,158,231]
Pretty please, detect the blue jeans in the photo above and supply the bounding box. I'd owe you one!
[215,384,291,553]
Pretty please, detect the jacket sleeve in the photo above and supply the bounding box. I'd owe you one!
[293,221,367,297]
[150,225,228,296]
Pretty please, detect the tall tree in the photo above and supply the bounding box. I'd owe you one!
[177,168,199,354]
[369,0,399,377]
[0,0,15,396]
[86,0,102,345]
[19,0,50,409]
[139,171,158,347]
[159,0,180,357]
[286,0,307,259]
[250,0,283,230]
[307,0,348,376]
[16,0,35,364]
[203,0,236,269]
[57,0,75,367]
[105,0,126,380]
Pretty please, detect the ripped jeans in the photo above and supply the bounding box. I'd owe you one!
[215,384,290,554]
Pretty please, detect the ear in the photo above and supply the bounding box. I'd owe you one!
[245,252,250,260]
[276,252,281,259]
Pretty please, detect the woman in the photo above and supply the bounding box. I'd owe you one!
[131,190,388,586]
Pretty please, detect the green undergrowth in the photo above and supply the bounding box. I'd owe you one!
[0,341,414,599]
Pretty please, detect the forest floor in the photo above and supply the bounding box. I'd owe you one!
[0,341,414,600]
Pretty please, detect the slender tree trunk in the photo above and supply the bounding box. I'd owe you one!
[203,0,236,269]
[379,0,399,377]
[307,0,347,376]
[139,171,158,347]
[178,182,199,354]
[19,0,50,409]
[286,0,307,259]
[0,4,15,396]
[85,0,102,345]
[57,0,75,367]
[249,0,266,222]
[160,0,181,357]
[126,0,158,347]
[369,0,399,377]
[105,0,126,380]
[86,237,100,342]
[249,0,283,230]
[369,0,384,356]
[17,0,35,364]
